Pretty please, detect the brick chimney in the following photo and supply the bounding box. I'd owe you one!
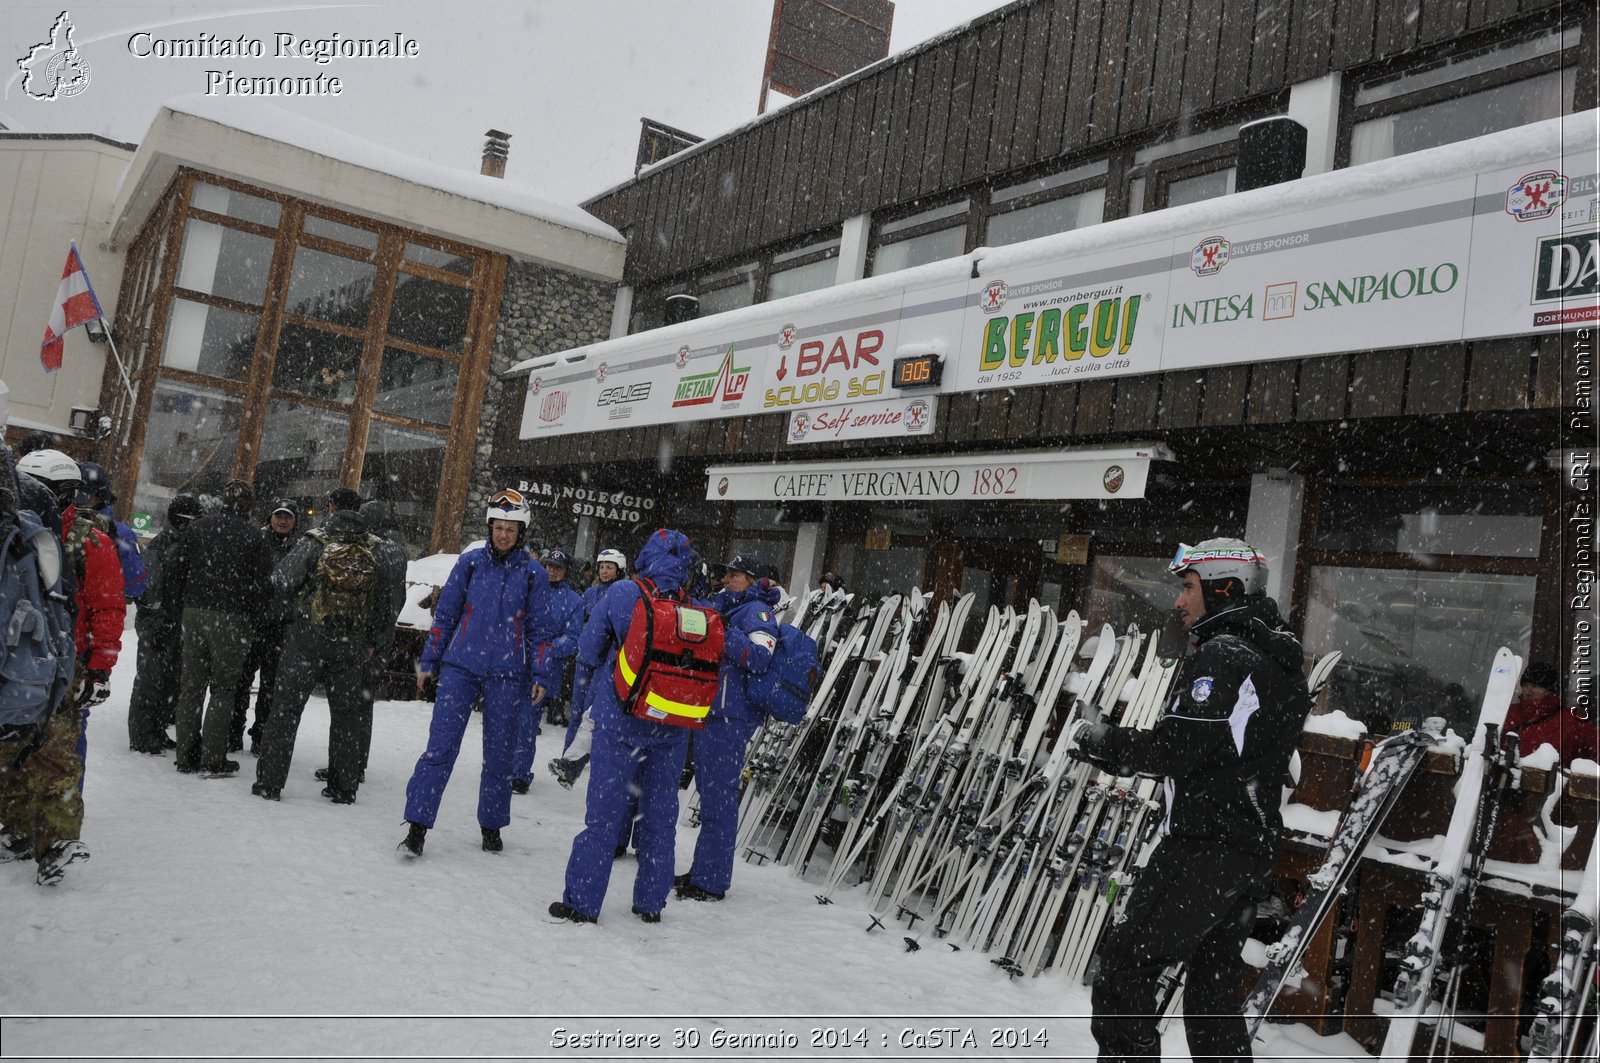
[481,129,510,178]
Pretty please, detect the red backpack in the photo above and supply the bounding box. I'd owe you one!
[614,578,725,729]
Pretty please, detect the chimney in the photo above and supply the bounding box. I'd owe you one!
[481,129,510,178]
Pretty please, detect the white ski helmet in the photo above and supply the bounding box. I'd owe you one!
[1169,538,1268,604]
[17,448,83,503]
[597,548,627,571]
[485,488,531,527]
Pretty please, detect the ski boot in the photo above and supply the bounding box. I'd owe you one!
[398,821,427,858]
[35,839,89,886]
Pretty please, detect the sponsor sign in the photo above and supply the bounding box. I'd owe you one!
[1163,174,1477,370]
[516,120,1597,442]
[1464,160,1600,338]
[706,444,1172,502]
[786,395,938,445]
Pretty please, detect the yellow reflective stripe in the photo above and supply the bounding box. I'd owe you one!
[643,688,710,719]
[618,646,711,720]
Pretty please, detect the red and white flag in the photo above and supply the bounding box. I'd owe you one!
[40,242,104,373]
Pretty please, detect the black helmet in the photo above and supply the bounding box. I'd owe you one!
[543,547,573,571]
[167,494,204,526]
[78,461,115,508]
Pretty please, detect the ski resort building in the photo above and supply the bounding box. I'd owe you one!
[0,99,623,556]
[496,0,1595,744]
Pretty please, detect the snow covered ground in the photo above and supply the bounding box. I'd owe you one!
[0,628,1374,1062]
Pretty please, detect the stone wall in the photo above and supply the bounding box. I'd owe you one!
[459,259,614,549]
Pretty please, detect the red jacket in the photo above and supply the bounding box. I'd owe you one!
[64,504,126,675]
[1504,692,1600,767]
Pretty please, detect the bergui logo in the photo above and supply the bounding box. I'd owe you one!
[1533,232,1598,303]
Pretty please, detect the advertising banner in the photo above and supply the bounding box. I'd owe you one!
[1463,161,1600,336]
[518,115,1600,443]
[1161,177,1477,369]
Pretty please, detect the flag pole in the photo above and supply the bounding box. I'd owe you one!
[97,322,137,407]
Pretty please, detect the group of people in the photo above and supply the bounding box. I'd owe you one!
[122,479,409,804]
[396,492,787,927]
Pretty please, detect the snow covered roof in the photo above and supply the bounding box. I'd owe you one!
[110,97,625,280]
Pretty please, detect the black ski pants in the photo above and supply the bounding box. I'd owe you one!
[1090,836,1273,1063]
[254,627,370,797]
[231,619,290,747]
[127,615,181,752]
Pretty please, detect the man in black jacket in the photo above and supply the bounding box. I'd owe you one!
[1072,538,1312,1063]
[127,494,204,755]
[231,499,301,754]
[253,488,399,803]
[168,480,272,777]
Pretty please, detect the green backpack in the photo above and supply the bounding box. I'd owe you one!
[308,530,378,632]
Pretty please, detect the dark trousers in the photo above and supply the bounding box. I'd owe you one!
[231,620,289,746]
[254,628,370,796]
[175,608,254,771]
[1091,837,1272,1063]
[127,617,181,752]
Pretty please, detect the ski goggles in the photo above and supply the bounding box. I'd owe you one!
[1168,542,1268,575]
[487,489,527,514]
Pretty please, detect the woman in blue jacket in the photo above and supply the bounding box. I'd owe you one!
[510,548,584,792]
[399,491,555,856]
[676,554,778,902]
[551,528,699,924]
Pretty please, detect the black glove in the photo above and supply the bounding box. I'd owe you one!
[75,670,112,708]
[1067,718,1120,774]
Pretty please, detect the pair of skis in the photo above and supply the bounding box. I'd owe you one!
[1242,647,1524,1048]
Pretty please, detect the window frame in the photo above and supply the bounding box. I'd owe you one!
[1335,19,1582,170]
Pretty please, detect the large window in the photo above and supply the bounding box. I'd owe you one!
[124,173,494,549]
[984,161,1108,247]
[1346,26,1581,167]
[1298,481,1544,739]
[868,199,970,277]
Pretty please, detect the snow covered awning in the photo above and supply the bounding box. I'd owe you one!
[110,98,625,280]
[705,444,1175,503]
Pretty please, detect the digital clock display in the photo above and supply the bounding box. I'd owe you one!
[892,353,944,389]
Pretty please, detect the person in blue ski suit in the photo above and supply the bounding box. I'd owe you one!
[510,548,583,792]
[398,490,556,856]
[550,528,700,923]
[77,461,148,600]
[676,553,779,902]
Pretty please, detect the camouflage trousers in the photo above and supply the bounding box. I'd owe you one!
[0,707,86,855]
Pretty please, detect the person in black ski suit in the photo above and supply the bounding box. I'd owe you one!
[127,494,204,755]
[232,499,301,754]
[1070,538,1312,1063]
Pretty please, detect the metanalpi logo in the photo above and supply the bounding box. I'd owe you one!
[17,11,92,101]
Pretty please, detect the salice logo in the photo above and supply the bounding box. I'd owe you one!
[1191,236,1230,276]
[1505,170,1565,222]
[778,323,797,350]
[17,11,92,101]
[981,280,1008,313]
[538,391,567,423]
